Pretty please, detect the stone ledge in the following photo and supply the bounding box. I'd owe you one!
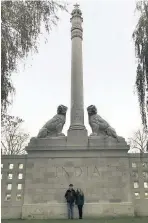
[1,155,27,159]
[25,135,129,153]
[25,149,130,158]
[22,202,134,219]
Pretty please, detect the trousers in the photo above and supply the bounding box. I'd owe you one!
[78,205,83,219]
[67,203,74,219]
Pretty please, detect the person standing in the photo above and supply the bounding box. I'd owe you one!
[65,184,76,219]
[75,189,84,219]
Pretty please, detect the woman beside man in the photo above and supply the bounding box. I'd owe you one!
[75,188,84,219]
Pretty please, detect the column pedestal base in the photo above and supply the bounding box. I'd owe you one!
[67,127,88,146]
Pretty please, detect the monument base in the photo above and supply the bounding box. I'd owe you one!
[67,129,88,146]
[22,202,134,219]
[22,134,134,219]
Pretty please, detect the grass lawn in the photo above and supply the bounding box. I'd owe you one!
[1,217,148,223]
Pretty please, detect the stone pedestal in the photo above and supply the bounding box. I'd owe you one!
[23,136,134,219]
[67,129,88,146]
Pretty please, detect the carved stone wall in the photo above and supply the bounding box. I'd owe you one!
[1,155,27,219]
[1,152,148,219]
[129,154,148,216]
[24,157,131,204]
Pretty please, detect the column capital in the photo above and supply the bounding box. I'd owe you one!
[70,4,83,21]
[70,4,83,40]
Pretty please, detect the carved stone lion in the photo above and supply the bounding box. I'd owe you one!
[37,105,68,138]
[87,105,119,141]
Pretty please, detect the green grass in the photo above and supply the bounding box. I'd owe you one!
[1,217,148,223]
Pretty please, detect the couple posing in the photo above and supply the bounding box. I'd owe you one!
[65,184,84,219]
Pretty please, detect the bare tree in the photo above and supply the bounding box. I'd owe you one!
[1,115,29,155]
[128,128,148,153]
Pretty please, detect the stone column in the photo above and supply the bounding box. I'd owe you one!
[67,4,88,146]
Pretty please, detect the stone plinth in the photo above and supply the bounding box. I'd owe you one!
[22,136,134,219]
[26,135,129,153]
[67,129,88,146]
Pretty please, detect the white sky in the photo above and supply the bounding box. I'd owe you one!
[10,0,141,141]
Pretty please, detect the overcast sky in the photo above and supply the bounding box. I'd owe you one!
[10,0,141,141]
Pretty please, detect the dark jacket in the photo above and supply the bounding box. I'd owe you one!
[65,189,76,204]
[76,191,84,206]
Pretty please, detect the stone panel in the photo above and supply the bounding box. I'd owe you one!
[1,153,148,219]
[1,155,27,219]
[23,155,132,205]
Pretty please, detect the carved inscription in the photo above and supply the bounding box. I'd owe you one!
[92,166,100,176]
[75,109,82,122]
[62,167,70,177]
[71,104,83,123]
[75,167,82,177]
[48,166,100,178]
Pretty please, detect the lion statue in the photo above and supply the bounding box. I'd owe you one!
[87,105,119,141]
[37,105,68,138]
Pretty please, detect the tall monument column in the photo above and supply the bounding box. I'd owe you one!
[67,4,88,146]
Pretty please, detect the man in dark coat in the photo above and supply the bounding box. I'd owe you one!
[65,184,76,219]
